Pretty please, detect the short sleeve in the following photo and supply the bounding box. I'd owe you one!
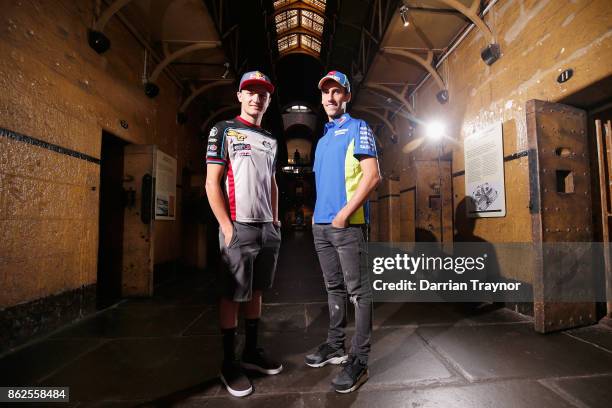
[206,123,227,165]
[353,120,377,158]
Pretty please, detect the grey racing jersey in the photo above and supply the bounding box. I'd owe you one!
[206,116,277,223]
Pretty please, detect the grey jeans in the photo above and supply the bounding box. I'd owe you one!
[313,224,372,362]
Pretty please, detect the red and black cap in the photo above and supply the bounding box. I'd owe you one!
[239,71,275,94]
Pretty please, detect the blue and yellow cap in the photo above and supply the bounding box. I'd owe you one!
[317,70,351,93]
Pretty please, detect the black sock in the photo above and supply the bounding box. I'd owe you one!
[245,318,259,353]
[222,327,236,363]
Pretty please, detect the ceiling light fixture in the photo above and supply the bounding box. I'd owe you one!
[399,5,410,27]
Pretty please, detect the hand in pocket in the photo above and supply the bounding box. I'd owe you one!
[222,224,234,247]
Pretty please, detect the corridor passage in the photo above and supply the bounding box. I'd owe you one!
[2,2,612,405]
[2,230,612,407]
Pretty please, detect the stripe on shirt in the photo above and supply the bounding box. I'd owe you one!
[344,138,365,224]
[227,160,236,220]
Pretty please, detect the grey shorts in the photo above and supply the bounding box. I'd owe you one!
[218,221,281,302]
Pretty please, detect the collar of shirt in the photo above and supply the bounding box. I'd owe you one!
[324,113,352,134]
[235,115,261,128]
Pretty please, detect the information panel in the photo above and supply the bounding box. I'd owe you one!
[464,122,506,218]
[155,149,177,220]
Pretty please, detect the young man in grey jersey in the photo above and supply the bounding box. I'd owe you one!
[205,71,282,397]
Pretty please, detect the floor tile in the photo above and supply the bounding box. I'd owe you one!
[565,324,612,352]
[418,324,612,381]
[302,379,576,408]
[541,374,612,408]
[0,338,103,385]
[39,337,222,402]
[171,393,303,408]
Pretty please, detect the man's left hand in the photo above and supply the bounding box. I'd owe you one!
[332,211,349,228]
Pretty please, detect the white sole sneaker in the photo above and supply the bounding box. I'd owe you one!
[334,369,369,394]
[305,354,349,368]
[219,372,253,397]
[241,361,283,375]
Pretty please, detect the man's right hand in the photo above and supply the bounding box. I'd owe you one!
[221,223,234,247]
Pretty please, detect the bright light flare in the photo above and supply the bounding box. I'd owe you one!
[426,121,445,141]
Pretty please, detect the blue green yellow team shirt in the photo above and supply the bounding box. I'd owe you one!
[313,113,378,224]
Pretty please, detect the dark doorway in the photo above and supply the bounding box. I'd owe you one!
[589,101,612,320]
[561,74,612,320]
[97,131,129,308]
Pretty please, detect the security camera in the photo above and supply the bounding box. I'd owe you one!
[481,43,501,65]
[436,90,449,104]
[144,82,159,98]
[88,29,110,54]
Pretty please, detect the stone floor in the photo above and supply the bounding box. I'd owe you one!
[2,229,612,407]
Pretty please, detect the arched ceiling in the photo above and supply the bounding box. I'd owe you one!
[94,0,499,151]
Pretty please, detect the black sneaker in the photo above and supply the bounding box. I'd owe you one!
[219,360,253,397]
[331,355,369,393]
[241,347,283,375]
[305,343,348,368]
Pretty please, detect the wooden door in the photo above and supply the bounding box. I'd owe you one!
[527,99,596,332]
[121,145,155,297]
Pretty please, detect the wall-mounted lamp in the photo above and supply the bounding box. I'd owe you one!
[426,121,445,142]
[399,5,410,27]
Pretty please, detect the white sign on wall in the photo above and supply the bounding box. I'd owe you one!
[464,122,506,218]
[155,149,177,220]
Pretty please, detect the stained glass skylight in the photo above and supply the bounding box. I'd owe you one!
[275,9,299,33]
[277,33,299,52]
[300,34,321,53]
[273,0,326,56]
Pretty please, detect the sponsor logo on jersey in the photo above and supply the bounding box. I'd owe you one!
[233,143,251,151]
[227,129,247,141]
[334,129,348,135]
[262,140,273,150]
[208,137,218,143]
[208,144,218,151]
[209,127,218,137]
